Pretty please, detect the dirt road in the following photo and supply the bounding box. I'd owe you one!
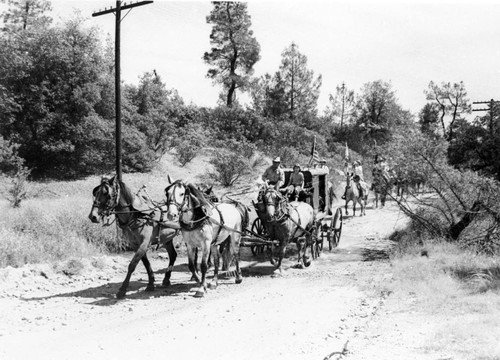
[0,203,409,360]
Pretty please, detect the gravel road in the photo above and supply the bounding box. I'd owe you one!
[0,203,409,360]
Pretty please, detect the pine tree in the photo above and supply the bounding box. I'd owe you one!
[203,1,260,107]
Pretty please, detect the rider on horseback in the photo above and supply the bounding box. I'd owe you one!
[342,160,365,199]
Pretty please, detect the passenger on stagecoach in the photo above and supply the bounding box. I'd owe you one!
[262,156,285,190]
[284,164,304,201]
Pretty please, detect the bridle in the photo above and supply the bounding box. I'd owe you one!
[165,183,189,215]
[92,181,120,219]
[262,188,287,222]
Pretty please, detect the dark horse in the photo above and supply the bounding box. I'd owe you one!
[165,180,249,297]
[89,176,179,299]
[256,185,315,274]
[372,167,393,208]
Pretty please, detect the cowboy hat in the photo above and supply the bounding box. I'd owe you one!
[293,164,301,170]
[273,157,281,163]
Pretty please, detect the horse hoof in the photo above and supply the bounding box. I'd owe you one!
[162,280,171,287]
[145,284,155,292]
[235,277,243,284]
[208,282,217,290]
[194,290,205,298]
[303,259,312,268]
[116,290,126,299]
[272,269,283,277]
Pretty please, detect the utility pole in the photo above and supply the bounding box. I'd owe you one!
[472,99,500,135]
[92,1,153,182]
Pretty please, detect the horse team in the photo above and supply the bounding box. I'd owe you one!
[89,175,315,299]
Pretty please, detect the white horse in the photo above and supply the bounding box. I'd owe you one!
[164,179,249,297]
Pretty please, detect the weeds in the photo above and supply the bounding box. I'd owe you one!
[0,198,122,268]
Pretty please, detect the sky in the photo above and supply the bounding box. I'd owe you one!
[37,0,500,116]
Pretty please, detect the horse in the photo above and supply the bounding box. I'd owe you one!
[344,174,366,216]
[164,179,249,297]
[255,185,315,274]
[88,176,179,299]
[372,168,393,208]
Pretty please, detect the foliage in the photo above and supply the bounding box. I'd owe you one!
[0,15,112,178]
[250,72,288,118]
[382,131,500,254]
[5,164,30,207]
[203,1,260,107]
[418,102,441,138]
[349,80,414,154]
[278,42,322,121]
[0,0,52,33]
[207,148,251,187]
[173,123,208,167]
[125,71,187,160]
[448,113,500,181]
[424,81,471,141]
[325,82,356,128]
[0,135,23,174]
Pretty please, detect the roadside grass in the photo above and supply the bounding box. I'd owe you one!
[0,197,120,268]
[387,240,500,359]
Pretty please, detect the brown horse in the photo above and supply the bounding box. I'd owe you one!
[88,176,179,299]
[256,185,315,274]
[165,180,249,297]
[344,174,366,216]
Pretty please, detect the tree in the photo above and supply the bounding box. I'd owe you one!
[424,81,471,141]
[203,1,260,107]
[278,42,322,121]
[1,0,52,33]
[326,82,356,128]
[125,71,187,160]
[0,16,118,178]
[250,72,288,119]
[354,80,412,151]
[418,102,440,138]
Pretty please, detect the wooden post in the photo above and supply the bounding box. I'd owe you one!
[92,1,153,182]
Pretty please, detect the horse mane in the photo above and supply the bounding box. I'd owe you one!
[118,180,135,207]
[186,183,211,209]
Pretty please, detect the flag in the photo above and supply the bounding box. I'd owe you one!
[344,142,350,161]
[309,136,320,166]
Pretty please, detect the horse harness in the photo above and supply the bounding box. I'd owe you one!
[171,190,228,245]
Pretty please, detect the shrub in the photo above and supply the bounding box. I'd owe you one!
[176,142,199,167]
[5,165,31,208]
[208,149,251,187]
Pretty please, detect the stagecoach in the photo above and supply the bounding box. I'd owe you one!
[241,164,343,259]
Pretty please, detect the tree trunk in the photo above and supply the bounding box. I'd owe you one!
[449,200,482,240]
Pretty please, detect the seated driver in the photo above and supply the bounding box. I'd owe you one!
[261,156,285,190]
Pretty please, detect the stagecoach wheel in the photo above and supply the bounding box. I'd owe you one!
[328,208,343,250]
[250,218,267,256]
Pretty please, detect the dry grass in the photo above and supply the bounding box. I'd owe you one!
[387,241,500,359]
